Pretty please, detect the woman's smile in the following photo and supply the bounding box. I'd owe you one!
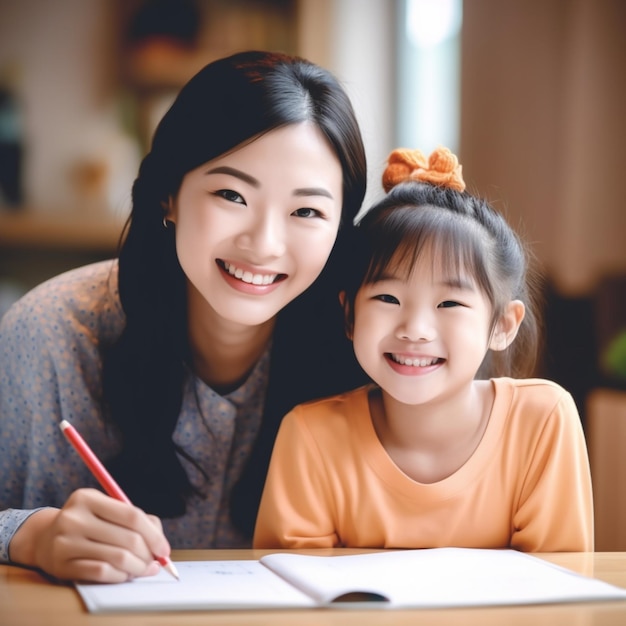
[217,259,287,287]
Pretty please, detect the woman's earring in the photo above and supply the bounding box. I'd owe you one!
[162,217,170,229]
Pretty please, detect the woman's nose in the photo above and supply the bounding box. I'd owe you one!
[236,211,287,260]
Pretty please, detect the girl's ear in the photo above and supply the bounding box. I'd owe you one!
[338,291,354,340]
[489,300,525,351]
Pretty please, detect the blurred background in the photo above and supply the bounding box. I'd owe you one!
[1,0,625,546]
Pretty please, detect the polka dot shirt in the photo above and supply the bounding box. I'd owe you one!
[0,260,268,563]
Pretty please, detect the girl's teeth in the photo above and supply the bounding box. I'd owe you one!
[392,354,438,367]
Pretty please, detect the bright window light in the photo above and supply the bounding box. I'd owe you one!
[407,0,462,48]
[397,0,462,154]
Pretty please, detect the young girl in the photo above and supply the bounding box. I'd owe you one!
[254,147,594,552]
[0,50,369,582]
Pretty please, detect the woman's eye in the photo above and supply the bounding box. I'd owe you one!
[215,189,245,204]
[292,207,323,218]
[374,294,399,304]
[438,300,461,308]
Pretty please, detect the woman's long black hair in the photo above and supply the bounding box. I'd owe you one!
[101,51,368,536]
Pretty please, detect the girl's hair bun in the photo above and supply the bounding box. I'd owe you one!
[382,146,465,193]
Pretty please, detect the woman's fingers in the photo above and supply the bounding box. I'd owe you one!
[31,488,171,582]
[70,559,160,584]
[49,536,161,583]
[84,491,171,561]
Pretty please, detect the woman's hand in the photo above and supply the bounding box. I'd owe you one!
[10,488,172,583]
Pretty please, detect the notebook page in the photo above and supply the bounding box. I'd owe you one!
[260,548,626,608]
[76,560,316,613]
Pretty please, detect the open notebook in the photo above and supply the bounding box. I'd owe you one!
[76,547,626,613]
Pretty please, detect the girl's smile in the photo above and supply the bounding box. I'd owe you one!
[386,352,444,374]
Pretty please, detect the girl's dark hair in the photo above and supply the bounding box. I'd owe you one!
[344,181,541,379]
[101,51,367,531]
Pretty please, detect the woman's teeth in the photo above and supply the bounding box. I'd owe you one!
[223,261,277,285]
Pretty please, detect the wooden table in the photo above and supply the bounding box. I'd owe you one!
[2,550,626,626]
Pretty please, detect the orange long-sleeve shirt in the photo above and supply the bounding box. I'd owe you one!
[254,378,593,552]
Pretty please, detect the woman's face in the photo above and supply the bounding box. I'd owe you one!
[167,122,344,330]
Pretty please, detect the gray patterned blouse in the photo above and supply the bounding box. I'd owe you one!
[0,260,268,563]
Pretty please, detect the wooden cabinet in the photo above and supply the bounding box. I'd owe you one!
[113,0,298,150]
[587,387,626,550]
[0,209,124,299]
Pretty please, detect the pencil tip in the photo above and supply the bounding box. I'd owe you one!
[166,560,180,581]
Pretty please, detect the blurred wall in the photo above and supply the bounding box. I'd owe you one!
[460,0,626,297]
[0,0,298,216]
[0,0,121,214]
[297,0,396,212]
[1,0,624,300]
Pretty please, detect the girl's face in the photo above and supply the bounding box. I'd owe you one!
[167,122,343,330]
[351,252,497,407]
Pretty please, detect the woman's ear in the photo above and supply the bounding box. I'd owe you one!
[338,291,354,340]
[489,300,525,351]
[161,196,176,224]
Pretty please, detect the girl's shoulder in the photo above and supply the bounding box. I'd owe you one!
[493,377,573,403]
[293,384,370,411]
[491,377,580,427]
[287,385,372,433]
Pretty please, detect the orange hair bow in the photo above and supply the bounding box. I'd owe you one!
[382,146,466,193]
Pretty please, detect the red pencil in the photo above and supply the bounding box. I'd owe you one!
[59,419,180,580]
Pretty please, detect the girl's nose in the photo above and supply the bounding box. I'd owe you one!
[236,211,287,260]
[396,310,436,342]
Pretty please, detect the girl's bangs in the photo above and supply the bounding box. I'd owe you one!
[364,207,490,293]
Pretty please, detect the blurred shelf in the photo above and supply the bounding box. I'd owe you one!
[0,209,126,252]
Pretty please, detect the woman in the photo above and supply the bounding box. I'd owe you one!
[0,50,368,582]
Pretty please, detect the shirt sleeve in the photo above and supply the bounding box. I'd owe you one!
[0,298,60,563]
[0,509,48,563]
[0,276,104,563]
[511,389,594,552]
[253,406,339,549]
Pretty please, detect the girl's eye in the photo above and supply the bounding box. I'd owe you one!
[438,300,462,308]
[374,294,400,305]
[215,189,245,204]
[292,207,323,218]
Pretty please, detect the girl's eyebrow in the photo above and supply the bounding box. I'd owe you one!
[440,277,476,291]
[204,166,334,199]
[368,272,400,283]
[370,272,476,291]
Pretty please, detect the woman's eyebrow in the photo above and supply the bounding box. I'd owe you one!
[203,167,333,199]
[204,166,259,187]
